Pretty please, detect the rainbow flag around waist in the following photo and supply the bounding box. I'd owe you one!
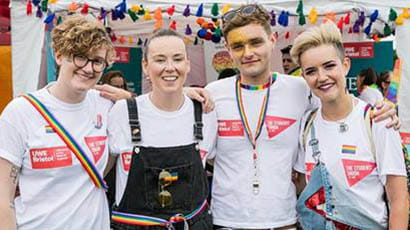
[112,200,207,227]
[341,145,356,154]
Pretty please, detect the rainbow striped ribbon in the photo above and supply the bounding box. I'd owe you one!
[235,73,276,149]
[112,200,207,228]
[23,94,107,190]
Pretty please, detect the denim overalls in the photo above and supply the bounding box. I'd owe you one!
[111,98,212,230]
[296,113,386,230]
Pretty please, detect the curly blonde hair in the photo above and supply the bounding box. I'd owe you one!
[51,15,115,63]
[290,21,345,66]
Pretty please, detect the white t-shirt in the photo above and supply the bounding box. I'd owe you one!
[301,99,406,227]
[205,74,317,228]
[358,87,383,106]
[108,94,217,205]
[0,86,112,230]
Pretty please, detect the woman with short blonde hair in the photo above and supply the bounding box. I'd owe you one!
[292,22,408,230]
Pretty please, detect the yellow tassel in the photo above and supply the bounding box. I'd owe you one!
[396,14,405,25]
[221,4,231,15]
[130,4,141,12]
[403,8,410,19]
[49,0,58,4]
[308,8,318,24]
[144,8,152,20]
[128,36,134,44]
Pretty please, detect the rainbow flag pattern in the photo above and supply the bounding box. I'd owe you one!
[112,200,207,227]
[23,94,107,190]
[386,58,402,104]
[164,172,179,182]
[45,125,54,133]
[341,145,356,154]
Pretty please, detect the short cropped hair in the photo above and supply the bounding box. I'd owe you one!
[143,29,186,61]
[222,4,271,40]
[290,22,345,66]
[51,14,115,62]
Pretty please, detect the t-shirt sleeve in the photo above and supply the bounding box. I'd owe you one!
[107,99,134,156]
[373,118,407,180]
[0,99,27,167]
[200,109,218,162]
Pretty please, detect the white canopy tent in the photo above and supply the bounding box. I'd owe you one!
[10,0,410,134]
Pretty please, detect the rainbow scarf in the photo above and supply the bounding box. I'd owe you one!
[23,94,107,190]
[386,58,402,104]
[112,200,207,228]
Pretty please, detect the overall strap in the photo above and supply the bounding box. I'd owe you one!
[126,98,141,143]
[303,109,319,152]
[308,114,321,163]
[363,104,390,214]
[363,104,375,157]
[192,99,203,141]
[22,94,107,190]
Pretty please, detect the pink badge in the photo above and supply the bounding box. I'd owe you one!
[342,159,376,187]
[121,152,132,172]
[84,136,107,163]
[30,146,73,169]
[217,120,244,137]
[264,116,296,138]
[200,149,207,159]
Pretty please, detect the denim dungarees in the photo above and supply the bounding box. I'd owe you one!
[296,118,385,230]
[112,99,212,230]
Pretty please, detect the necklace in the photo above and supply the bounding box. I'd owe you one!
[235,73,276,195]
[322,96,356,133]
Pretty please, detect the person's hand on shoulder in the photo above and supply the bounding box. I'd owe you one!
[94,84,133,101]
[373,100,400,130]
[184,87,215,113]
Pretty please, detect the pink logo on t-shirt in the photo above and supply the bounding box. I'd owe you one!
[200,149,207,159]
[342,159,376,187]
[264,116,296,138]
[218,120,244,137]
[84,136,107,163]
[305,162,316,181]
[30,146,73,169]
[121,152,132,172]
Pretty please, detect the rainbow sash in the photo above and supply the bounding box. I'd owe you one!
[23,94,107,190]
[112,200,207,228]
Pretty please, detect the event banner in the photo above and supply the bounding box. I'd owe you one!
[343,42,374,59]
